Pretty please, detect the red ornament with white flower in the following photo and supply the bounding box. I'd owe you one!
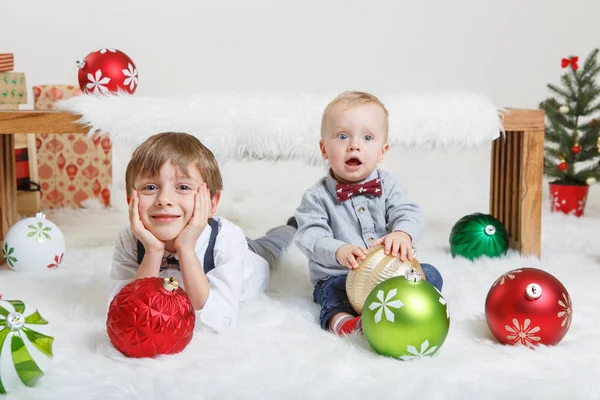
[485,267,572,348]
[76,48,138,95]
[107,277,195,358]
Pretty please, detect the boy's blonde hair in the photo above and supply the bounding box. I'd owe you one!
[125,132,223,199]
[321,91,389,138]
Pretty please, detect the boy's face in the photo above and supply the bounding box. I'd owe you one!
[134,161,218,243]
[320,103,389,184]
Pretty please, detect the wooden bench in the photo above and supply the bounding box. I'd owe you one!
[0,109,545,257]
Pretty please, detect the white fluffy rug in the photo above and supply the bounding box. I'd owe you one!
[2,148,600,400]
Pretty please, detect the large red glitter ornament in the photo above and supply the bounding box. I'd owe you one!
[485,268,572,348]
[76,48,138,95]
[107,277,196,358]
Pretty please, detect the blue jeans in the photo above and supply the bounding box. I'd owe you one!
[313,263,443,329]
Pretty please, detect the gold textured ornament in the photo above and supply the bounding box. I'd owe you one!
[346,245,426,314]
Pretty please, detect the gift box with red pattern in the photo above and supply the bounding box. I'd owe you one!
[34,85,112,209]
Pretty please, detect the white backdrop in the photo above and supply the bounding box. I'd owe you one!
[4,0,599,109]
[3,0,599,221]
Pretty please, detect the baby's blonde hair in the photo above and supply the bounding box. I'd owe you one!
[125,132,223,199]
[321,91,389,138]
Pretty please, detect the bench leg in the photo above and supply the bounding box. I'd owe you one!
[490,130,543,258]
[1,133,17,245]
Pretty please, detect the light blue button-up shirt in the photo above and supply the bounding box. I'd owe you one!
[295,169,424,286]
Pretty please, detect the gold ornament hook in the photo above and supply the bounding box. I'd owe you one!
[162,277,179,292]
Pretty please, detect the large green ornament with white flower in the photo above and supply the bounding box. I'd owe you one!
[362,270,450,360]
[0,300,54,394]
[449,213,509,261]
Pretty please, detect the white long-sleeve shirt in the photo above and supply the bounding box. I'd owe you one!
[107,216,269,333]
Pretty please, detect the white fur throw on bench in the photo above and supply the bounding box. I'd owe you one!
[57,92,503,165]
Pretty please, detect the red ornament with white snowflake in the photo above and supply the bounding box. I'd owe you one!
[485,267,572,347]
[107,277,195,358]
[76,48,138,95]
[549,183,589,216]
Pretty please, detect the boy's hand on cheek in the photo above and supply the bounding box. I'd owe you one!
[370,231,413,261]
[174,183,211,253]
[129,189,165,254]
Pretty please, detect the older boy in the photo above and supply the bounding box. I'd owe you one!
[108,132,296,332]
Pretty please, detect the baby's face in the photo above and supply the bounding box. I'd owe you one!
[320,103,388,184]
[134,161,203,242]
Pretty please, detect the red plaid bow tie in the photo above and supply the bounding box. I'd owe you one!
[336,178,382,202]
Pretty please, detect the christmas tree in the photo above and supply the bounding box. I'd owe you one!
[540,48,600,186]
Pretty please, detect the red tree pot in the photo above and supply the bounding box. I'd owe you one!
[549,183,589,217]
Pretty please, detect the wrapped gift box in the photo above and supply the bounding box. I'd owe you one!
[0,53,14,72]
[33,84,80,109]
[1,72,27,105]
[34,85,112,209]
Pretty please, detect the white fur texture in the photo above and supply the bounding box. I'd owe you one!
[2,146,600,399]
[56,92,503,209]
[56,92,502,164]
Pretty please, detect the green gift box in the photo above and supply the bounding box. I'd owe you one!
[0,72,27,105]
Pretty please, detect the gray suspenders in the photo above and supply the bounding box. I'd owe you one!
[135,218,219,274]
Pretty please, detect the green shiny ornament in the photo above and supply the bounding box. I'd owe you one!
[0,300,54,394]
[449,213,508,261]
[362,270,450,360]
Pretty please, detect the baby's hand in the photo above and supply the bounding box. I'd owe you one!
[370,231,413,261]
[129,189,165,254]
[336,244,368,269]
[173,183,211,252]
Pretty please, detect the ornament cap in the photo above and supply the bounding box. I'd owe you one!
[34,212,46,220]
[404,268,422,282]
[162,277,179,292]
[75,58,86,69]
[7,312,25,331]
[525,283,543,300]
